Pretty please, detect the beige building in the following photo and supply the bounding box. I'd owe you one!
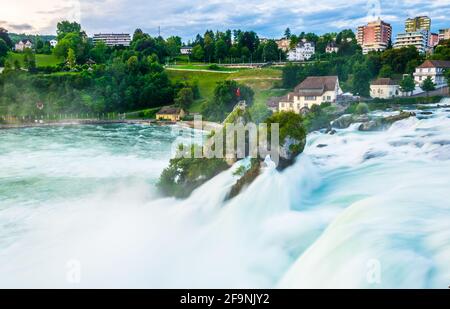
[279,76,342,113]
[276,38,291,52]
[405,16,431,33]
[438,29,450,42]
[413,60,450,87]
[370,78,401,99]
[156,107,186,122]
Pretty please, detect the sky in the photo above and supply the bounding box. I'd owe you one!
[1,0,450,41]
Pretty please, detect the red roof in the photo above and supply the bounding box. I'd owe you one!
[294,76,339,96]
[417,60,450,69]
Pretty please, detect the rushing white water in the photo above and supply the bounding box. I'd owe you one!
[0,104,449,288]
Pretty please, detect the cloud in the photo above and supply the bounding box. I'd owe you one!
[0,0,449,39]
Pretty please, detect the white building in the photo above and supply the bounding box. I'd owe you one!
[394,30,429,53]
[279,76,342,113]
[370,78,401,99]
[49,39,58,47]
[287,41,315,61]
[413,60,450,87]
[14,39,33,52]
[180,46,193,55]
[93,33,131,47]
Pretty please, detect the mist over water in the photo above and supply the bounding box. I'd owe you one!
[0,105,449,288]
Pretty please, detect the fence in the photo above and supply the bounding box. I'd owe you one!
[0,113,127,125]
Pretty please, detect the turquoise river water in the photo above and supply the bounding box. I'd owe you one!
[0,103,449,288]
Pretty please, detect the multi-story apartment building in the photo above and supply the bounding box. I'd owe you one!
[413,60,450,87]
[405,16,431,33]
[357,18,392,54]
[394,30,429,53]
[287,41,315,61]
[429,33,439,48]
[438,29,450,42]
[93,33,131,47]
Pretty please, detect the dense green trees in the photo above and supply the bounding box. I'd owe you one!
[202,80,254,122]
[0,39,8,63]
[189,29,284,63]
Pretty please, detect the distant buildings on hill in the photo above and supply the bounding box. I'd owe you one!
[357,18,392,54]
[287,41,315,61]
[14,39,33,52]
[93,33,131,47]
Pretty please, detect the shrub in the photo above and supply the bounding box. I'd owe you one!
[355,102,369,114]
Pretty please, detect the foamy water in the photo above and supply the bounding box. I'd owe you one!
[0,104,449,288]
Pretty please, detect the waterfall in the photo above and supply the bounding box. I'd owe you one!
[0,106,449,288]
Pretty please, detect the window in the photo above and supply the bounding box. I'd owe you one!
[305,96,316,101]
[327,96,331,101]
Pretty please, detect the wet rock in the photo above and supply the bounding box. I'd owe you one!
[363,150,387,160]
[358,111,415,132]
[420,111,433,115]
[317,144,328,148]
[332,114,369,129]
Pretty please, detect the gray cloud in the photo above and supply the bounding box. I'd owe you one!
[2,0,450,39]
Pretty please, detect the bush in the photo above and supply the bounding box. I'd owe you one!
[208,64,221,71]
[355,102,369,114]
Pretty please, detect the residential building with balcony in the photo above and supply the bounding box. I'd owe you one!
[394,30,429,53]
[93,33,131,47]
[357,18,392,54]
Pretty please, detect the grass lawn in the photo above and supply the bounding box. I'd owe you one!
[7,52,63,68]
[167,66,285,113]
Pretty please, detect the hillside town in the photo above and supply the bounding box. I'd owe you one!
[1,14,450,121]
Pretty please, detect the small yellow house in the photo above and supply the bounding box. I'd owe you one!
[156,106,186,122]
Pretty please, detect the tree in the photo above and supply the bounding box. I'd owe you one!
[284,28,291,39]
[203,33,215,62]
[263,40,279,62]
[0,38,8,58]
[175,87,194,110]
[67,48,76,69]
[166,36,182,58]
[191,45,204,61]
[23,49,36,71]
[56,21,82,40]
[0,27,13,48]
[378,64,394,78]
[214,39,227,62]
[399,75,415,96]
[420,76,436,97]
[352,62,371,97]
